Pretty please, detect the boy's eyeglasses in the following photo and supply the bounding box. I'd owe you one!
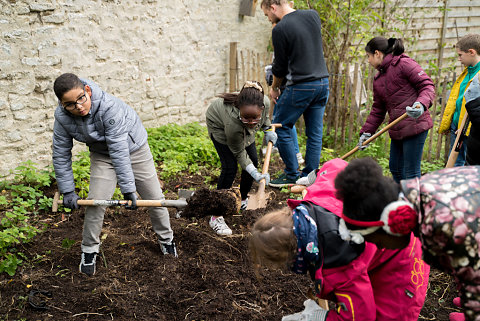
[63,87,88,111]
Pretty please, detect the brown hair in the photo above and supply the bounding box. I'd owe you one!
[456,34,480,54]
[260,0,287,8]
[217,81,264,110]
[249,207,297,278]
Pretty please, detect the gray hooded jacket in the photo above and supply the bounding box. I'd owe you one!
[52,78,147,194]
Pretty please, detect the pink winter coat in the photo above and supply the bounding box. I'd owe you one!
[288,159,430,321]
[360,53,435,140]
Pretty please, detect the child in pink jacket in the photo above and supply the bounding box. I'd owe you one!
[250,158,429,320]
[335,157,480,321]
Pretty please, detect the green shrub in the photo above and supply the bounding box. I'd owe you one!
[147,122,220,179]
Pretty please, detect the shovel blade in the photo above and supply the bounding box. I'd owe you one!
[246,190,270,210]
[178,189,195,200]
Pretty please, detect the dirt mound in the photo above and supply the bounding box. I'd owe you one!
[181,188,241,219]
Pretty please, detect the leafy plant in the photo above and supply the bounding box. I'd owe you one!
[147,122,220,179]
[0,161,50,276]
[61,238,76,250]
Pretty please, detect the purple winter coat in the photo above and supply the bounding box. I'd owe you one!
[360,54,435,140]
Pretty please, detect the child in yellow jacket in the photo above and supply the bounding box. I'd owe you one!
[439,34,480,166]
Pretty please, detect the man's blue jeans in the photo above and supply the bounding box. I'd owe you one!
[389,130,428,183]
[449,125,468,167]
[273,78,329,178]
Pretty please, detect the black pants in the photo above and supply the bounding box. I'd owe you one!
[210,135,258,200]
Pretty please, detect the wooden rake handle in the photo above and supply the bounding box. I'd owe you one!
[341,113,408,160]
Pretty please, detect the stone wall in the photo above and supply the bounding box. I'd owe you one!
[0,0,271,176]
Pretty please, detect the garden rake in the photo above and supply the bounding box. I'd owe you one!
[291,113,408,194]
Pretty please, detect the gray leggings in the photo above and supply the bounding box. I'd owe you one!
[81,143,173,253]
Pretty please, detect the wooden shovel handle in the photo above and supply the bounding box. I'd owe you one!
[55,199,187,208]
[446,112,469,168]
[258,123,282,191]
[341,113,408,160]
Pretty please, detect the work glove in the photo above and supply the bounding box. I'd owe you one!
[63,191,80,210]
[295,169,318,187]
[406,102,424,119]
[358,133,372,150]
[265,64,273,86]
[246,163,270,185]
[123,192,138,210]
[264,128,278,145]
[281,299,328,321]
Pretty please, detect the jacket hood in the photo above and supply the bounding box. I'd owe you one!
[80,78,104,115]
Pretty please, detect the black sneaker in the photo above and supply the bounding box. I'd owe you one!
[269,173,299,188]
[159,241,178,257]
[79,252,97,276]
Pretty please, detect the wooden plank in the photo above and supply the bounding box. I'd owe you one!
[333,68,342,146]
[348,63,360,146]
[229,42,238,92]
[436,0,449,80]
[436,74,450,159]
[239,0,258,17]
[240,50,246,87]
[341,65,350,148]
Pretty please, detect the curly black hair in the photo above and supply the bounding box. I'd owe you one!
[334,158,400,228]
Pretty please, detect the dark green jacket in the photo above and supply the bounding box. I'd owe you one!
[206,96,271,169]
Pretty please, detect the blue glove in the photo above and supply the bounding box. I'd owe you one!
[246,164,270,185]
[123,192,138,210]
[465,76,480,103]
[406,102,424,119]
[63,191,80,210]
[264,129,278,145]
[358,133,372,150]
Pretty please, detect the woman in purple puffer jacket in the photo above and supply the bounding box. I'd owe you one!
[358,37,435,183]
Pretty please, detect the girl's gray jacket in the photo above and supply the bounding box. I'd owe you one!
[52,78,148,194]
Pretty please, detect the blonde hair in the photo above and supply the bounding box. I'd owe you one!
[249,207,297,278]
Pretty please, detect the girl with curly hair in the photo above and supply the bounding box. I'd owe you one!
[335,157,480,321]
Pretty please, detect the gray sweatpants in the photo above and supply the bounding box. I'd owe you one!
[81,143,173,253]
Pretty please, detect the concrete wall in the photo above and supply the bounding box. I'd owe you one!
[0,0,271,175]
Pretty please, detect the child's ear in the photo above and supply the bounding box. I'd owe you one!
[85,85,92,97]
[470,49,479,56]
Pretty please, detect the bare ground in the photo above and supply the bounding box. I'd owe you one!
[0,156,461,320]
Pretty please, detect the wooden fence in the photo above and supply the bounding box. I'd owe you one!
[229,43,459,164]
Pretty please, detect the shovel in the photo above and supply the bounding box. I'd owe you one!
[290,113,408,194]
[246,124,281,210]
[445,113,469,168]
[52,189,194,219]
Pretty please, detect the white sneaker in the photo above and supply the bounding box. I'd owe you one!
[296,153,305,165]
[240,198,248,211]
[209,216,232,236]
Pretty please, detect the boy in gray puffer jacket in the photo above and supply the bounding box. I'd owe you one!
[52,73,177,276]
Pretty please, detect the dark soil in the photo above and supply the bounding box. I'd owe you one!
[0,154,461,320]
